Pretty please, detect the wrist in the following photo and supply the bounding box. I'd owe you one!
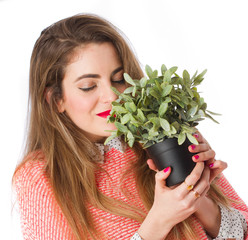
[138,207,172,240]
[194,196,221,237]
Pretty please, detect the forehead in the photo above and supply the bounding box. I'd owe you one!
[63,42,122,80]
[68,42,120,65]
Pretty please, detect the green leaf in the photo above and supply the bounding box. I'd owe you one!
[183,70,190,83]
[120,93,133,102]
[149,117,160,128]
[107,116,116,123]
[104,132,118,145]
[161,64,167,75]
[137,109,146,122]
[161,85,173,97]
[112,106,128,114]
[185,86,194,98]
[132,85,137,97]
[191,70,198,81]
[158,102,168,117]
[178,132,186,145]
[152,70,158,78]
[186,133,199,145]
[127,131,135,147]
[188,105,198,116]
[200,102,207,111]
[176,109,187,121]
[163,70,171,83]
[193,69,207,86]
[145,65,153,78]
[140,77,147,88]
[171,121,180,131]
[121,113,131,124]
[115,122,128,133]
[130,115,140,126]
[169,66,178,75]
[124,73,136,86]
[170,125,177,134]
[148,127,159,138]
[160,118,170,131]
[205,113,220,124]
[111,87,121,96]
[147,113,157,120]
[150,89,160,100]
[124,86,134,94]
[124,102,136,112]
[206,110,222,116]
[188,114,203,122]
[155,80,162,92]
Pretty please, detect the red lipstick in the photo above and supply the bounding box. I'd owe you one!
[97,110,111,118]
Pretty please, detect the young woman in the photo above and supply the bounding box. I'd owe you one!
[13,14,248,240]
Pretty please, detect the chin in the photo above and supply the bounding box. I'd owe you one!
[104,123,117,131]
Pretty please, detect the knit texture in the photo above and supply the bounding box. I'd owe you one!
[14,148,248,240]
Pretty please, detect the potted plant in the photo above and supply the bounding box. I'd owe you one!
[105,64,219,186]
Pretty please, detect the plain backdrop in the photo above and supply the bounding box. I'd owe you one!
[0,0,247,238]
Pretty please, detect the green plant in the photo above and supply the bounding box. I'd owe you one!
[105,64,219,149]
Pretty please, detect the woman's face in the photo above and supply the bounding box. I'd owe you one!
[59,42,126,142]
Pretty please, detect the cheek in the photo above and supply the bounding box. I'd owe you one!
[65,94,95,116]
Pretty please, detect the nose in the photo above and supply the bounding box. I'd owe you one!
[100,82,117,103]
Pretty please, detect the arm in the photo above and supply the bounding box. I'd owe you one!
[189,133,248,239]
[14,160,74,240]
[214,174,248,240]
[135,162,210,240]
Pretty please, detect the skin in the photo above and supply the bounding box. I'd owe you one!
[58,42,228,239]
[141,132,228,239]
[58,42,126,142]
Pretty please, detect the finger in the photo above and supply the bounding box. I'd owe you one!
[193,131,210,147]
[209,160,228,182]
[155,167,171,189]
[192,131,204,144]
[178,162,204,195]
[209,159,227,170]
[191,149,216,163]
[147,159,158,172]
[192,167,210,196]
[188,143,209,154]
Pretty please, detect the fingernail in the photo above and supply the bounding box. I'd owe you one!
[164,167,170,173]
[190,145,196,150]
[209,163,214,168]
[193,155,199,160]
[193,133,199,138]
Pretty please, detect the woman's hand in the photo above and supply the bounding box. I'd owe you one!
[188,132,227,182]
[147,132,228,183]
[138,162,210,240]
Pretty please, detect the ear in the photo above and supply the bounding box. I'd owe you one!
[45,88,65,113]
[45,88,52,104]
[57,99,65,113]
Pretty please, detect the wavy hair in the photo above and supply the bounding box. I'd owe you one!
[13,14,230,239]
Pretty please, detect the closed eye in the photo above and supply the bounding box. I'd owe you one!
[79,85,96,92]
[112,79,125,85]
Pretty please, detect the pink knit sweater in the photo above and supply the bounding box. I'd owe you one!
[14,148,248,240]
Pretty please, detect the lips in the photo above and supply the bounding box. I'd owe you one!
[96,110,111,118]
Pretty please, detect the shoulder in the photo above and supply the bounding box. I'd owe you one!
[13,151,50,197]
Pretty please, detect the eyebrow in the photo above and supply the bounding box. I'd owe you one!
[74,66,123,82]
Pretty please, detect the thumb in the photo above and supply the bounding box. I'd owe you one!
[147,158,158,172]
[155,167,171,189]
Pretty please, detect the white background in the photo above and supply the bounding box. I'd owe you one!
[0,0,247,238]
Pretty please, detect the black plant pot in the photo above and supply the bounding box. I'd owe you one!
[146,138,196,187]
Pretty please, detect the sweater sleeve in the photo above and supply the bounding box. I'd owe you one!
[214,174,248,240]
[14,160,74,240]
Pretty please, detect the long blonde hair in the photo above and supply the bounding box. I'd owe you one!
[13,14,230,239]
